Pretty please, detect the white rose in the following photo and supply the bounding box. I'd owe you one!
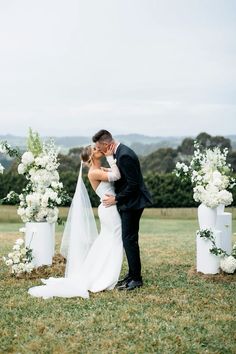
[0,163,4,174]
[183,165,189,173]
[56,198,61,204]
[13,244,20,251]
[6,259,13,266]
[0,144,7,154]
[20,248,27,256]
[18,228,26,234]
[16,237,25,244]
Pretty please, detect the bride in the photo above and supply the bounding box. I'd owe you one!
[28,144,123,299]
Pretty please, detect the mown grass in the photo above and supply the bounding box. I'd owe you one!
[1,205,236,224]
[0,215,235,353]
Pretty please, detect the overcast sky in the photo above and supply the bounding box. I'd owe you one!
[0,0,235,137]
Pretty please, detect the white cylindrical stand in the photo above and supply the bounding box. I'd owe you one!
[198,203,217,229]
[25,222,54,267]
[215,213,232,255]
[50,222,56,256]
[196,230,221,274]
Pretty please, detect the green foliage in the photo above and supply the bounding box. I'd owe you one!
[144,172,198,208]
[2,167,236,208]
[141,148,178,174]
[177,137,195,155]
[196,228,229,257]
[27,128,43,156]
[196,132,232,151]
[2,131,236,208]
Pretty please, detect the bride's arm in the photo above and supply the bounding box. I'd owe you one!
[106,155,121,182]
[89,157,121,182]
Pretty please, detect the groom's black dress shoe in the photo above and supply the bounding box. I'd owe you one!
[116,274,132,287]
[117,279,143,291]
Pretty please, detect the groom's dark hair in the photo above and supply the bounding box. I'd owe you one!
[92,129,113,143]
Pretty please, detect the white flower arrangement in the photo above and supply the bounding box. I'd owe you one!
[0,162,4,174]
[197,228,236,274]
[1,129,69,223]
[175,142,235,208]
[2,238,34,276]
[220,256,236,274]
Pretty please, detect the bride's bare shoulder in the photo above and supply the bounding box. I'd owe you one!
[88,168,108,182]
[88,168,102,179]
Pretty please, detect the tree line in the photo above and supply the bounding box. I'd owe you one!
[1,132,236,207]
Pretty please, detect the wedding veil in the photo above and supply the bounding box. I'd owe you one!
[60,162,98,278]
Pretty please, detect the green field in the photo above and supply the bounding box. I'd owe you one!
[0,208,235,353]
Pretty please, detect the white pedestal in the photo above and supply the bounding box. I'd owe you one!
[25,222,54,267]
[215,213,232,254]
[198,203,217,229]
[196,230,221,274]
[50,222,56,256]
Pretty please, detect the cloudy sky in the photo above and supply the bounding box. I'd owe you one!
[0,0,235,137]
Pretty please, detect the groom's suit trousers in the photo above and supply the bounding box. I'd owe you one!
[119,208,144,281]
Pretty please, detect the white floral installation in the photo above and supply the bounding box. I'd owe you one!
[0,162,4,174]
[2,236,34,276]
[0,129,69,223]
[175,142,235,208]
[196,228,236,274]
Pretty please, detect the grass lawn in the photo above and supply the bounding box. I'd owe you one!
[0,213,235,353]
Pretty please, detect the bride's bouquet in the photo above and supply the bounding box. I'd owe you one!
[175,142,235,208]
[1,129,68,223]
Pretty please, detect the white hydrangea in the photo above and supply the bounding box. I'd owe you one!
[35,155,49,168]
[217,189,233,206]
[21,151,34,166]
[177,143,234,208]
[220,256,236,274]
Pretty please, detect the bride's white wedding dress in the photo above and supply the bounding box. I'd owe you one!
[28,181,123,299]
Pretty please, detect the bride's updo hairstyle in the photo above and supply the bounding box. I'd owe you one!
[80,145,92,166]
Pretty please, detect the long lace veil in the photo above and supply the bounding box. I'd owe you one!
[60,162,98,278]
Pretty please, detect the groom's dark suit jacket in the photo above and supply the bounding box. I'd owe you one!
[114,144,152,211]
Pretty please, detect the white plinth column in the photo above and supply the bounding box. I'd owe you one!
[215,213,232,254]
[196,230,221,274]
[50,223,56,256]
[25,222,53,267]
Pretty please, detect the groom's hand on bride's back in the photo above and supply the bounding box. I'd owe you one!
[102,194,117,207]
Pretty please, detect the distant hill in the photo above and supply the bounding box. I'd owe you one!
[0,133,189,155]
[1,133,236,156]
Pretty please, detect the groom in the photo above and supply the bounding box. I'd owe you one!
[92,129,152,290]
